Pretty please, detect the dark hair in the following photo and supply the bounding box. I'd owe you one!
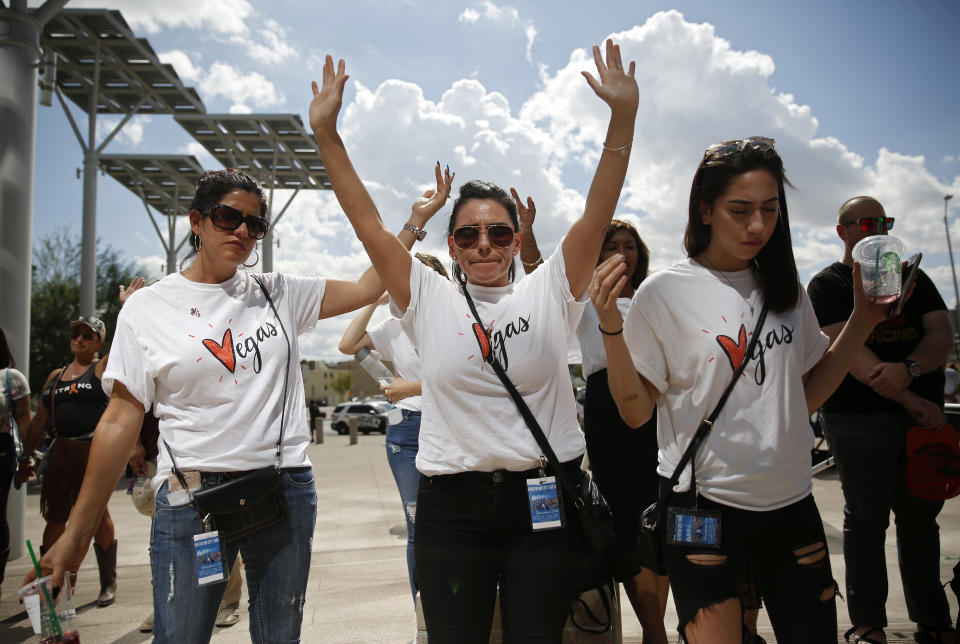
[447,180,520,286]
[683,142,799,314]
[602,219,650,289]
[181,168,268,268]
[0,326,13,369]
[415,252,449,279]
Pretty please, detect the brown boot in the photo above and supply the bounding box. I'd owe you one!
[93,540,117,607]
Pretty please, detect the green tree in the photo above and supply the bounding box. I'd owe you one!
[331,373,352,400]
[29,227,143,394]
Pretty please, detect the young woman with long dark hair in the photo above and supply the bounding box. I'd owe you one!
[591,138,892,643]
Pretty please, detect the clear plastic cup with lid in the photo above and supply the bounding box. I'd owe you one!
[852,235,905,303]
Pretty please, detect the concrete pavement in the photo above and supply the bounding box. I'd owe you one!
[1,422,958,643]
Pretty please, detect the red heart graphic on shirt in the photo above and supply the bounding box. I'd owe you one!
[202,329,236,373]
[716,324,748,373]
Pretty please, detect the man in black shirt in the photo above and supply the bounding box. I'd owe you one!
[808,196,956,643]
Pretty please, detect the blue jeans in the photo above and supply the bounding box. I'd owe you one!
[386,409,420,601]
[150,467,317,643]
[822,410,952,628]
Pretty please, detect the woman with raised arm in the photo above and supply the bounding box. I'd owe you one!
[310,40,638,642]
[590,138,891,643]
[338,167,453,602]
[25,167,434,643]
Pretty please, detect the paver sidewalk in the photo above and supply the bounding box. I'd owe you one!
[1,427,957,642]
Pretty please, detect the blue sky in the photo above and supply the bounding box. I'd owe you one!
[30,0,960,360]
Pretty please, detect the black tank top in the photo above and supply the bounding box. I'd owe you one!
[42,364,109,439]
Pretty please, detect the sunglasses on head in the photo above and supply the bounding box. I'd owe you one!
[451,224,516,250]
[205,204,269,239]
[70,329,97,341]
[703,137,776,164]
[845,217,894,233]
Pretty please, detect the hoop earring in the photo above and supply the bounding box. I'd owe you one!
[243,250,260,268]
[193,234,201,251]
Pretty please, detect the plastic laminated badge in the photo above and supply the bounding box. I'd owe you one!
[194,531,228,585]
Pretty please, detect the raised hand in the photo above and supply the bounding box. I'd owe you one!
[411,163,454,224]
[581,39,638,115]
[118,276,144,307]
[309,55,350,136]
[510,187,536,233]
[591,253,629,332]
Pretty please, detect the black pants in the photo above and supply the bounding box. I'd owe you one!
[664,490,837,643]
[0,432,15,551]
[415,460,586,643]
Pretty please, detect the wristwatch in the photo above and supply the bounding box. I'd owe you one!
[904,359,922,378]
[402,222,427,241]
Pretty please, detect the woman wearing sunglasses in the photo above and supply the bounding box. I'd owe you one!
[309,39,637,642]
[18,280,141,608]
[27,167,429,642]
[590,137,893,643]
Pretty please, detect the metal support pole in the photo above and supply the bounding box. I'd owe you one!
[0,0,70,564]
[945,195,959,357]
[262,147,279,272]
[167,183,180,274]
[79,40,101,316]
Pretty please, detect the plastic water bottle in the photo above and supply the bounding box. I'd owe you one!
[355,347,395,386]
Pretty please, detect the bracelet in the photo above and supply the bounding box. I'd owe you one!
[402,222,427,241]
[521,252,543,268]
[598,324,623,336]
[602,139,633,156]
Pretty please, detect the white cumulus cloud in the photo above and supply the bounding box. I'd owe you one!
[60,0,254,35]
[272,9,960,360]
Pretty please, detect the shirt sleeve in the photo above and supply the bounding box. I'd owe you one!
[101,302,155,408]
[367,318,403,363]
[796,289,831,374]
[7,369,30,399]
[912,269,947,315]
[546,243,588,331]
[806,270,852,327]
[279,273,326,334]
[622,284,669,393]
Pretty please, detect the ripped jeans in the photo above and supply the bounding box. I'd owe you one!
[385,409,421,601]
[663,491,837,643]
[150,467,317,643]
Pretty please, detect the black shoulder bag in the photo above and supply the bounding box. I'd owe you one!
[165,276,292,543]
[461,286,616,553]
[635,304,768,571]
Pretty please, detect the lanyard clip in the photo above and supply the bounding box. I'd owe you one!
[538,456,548,478]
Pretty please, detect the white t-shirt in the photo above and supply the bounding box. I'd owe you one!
[368,317,422,412]
[103,271,325,492]
[622,259,829,510]
[1,367,30,429]
[577,299,632,378]
[404,245,587,475]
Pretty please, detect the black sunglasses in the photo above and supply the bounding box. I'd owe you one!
[70,329,97,341]
[451,224,516,250]
[205,204,269,239]
[703,137,776,164]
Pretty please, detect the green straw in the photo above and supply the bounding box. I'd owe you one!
[26,539,63,638]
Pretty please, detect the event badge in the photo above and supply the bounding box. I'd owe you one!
[193,531,228,585]
[526,476,563,531]
[666,507,722,548]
